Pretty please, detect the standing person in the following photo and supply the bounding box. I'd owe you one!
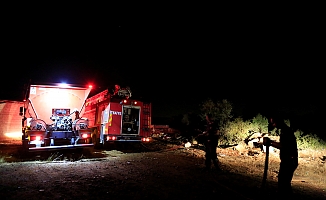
[198,114,220,170]
[264,116,298,196]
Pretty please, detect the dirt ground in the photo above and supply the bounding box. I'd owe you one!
[0,139,325,200]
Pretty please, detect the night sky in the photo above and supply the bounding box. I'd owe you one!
[1,6,324,131]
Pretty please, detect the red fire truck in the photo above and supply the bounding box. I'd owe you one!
[83,86,152,147]
[21,83,152,151]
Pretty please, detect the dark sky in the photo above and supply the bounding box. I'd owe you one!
[1,6,324,123]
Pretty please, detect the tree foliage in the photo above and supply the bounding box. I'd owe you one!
[200,98,233,128]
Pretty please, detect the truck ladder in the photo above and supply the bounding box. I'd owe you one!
[142,102,151,136]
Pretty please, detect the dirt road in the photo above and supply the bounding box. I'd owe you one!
[0,142,325,200]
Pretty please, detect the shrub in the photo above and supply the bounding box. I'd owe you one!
[219,118,251,145]
[251,113,268,134]
[199,99,326,150]
[219,114,269,146]
[295,129,326,150]
[0,156,5,163]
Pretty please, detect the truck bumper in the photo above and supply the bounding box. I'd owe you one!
[28,144,94,152]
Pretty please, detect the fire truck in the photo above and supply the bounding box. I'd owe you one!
[83,86,152,147]
[21,83,94,151]
[21,83,152,151]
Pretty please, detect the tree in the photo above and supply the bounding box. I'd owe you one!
[200,98,233,127]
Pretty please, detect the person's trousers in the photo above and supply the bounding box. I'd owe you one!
[205,144,219,169]
[278,158,298,195]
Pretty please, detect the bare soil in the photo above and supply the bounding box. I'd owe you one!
[0,140,325,200]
